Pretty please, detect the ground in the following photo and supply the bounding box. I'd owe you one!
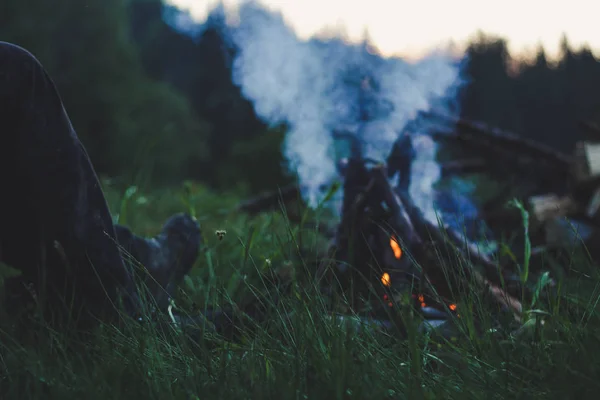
[0,180,599,399]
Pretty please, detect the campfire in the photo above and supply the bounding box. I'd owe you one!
[235,110,600,335]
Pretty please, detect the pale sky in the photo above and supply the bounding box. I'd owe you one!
[169,0,598,60]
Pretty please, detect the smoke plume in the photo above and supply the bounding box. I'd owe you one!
[164,2,469,224]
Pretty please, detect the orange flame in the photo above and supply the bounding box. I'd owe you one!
[381,272,391,287]
[389,236,402,259]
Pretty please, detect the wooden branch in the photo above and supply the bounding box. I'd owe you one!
[370,165,422,247]
[430,130,564,180]
[528,194,578,225]
[573,141,600,182]
[580,121,600,137]
[315,162,377,282]
[431,123,573,196]
[440,158,489,177]
[586,187,600,220]
[392,184,523,320]
[236,184,300,214]
[423,112,573,168]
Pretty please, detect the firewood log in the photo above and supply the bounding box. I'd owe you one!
[440,159,489,177]
[528,194,577,225]
[573,141,600,182]
[236,184,300,214]
[371,168,523,320]
[580,121,600,137]
[423,111,572,168]
[585,187,600,220]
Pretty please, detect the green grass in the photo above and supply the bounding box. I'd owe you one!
[1,181,600,399]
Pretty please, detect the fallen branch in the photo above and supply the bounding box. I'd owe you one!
[440,158,489,177]
[580,120,600,137]
[236,184,300,214]
[423,111,573,168]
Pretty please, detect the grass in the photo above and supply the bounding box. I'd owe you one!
[1,180,600,399]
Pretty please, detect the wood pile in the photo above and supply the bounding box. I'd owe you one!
[428,113,600,255]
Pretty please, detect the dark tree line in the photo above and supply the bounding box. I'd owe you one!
[461,33,600,152]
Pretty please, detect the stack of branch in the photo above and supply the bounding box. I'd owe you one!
[315,160,523,323]
[235,163,524,328]
[425,113,600,256]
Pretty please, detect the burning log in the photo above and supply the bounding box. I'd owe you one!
[234,114,594,330]
[393,186,522,320]
[315,158,429,314]
[322,158,522,320]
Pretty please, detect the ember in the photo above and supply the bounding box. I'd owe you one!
[389,236,402,259]
[381,272,391,287]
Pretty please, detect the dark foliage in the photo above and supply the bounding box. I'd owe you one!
[461,32,600,152]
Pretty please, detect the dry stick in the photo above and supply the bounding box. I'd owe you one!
[369,165,422,247]
[434,116,600,226]
[431,129,571,195]
[430,130,562,192]
[440,158,489,177]
[580,121,600,137]
[454,119,571,167]
[373,167,498,277]
[423,111,573,168]
[431,122,573,203]
[315,175,377,283]
[430,121,575,227]
[236,184,300,215]
[368,166,441,295]
[233,158,490,216]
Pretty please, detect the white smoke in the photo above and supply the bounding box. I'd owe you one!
[230,3,467,219]
[165,2,469,224]
[408,134,441,223]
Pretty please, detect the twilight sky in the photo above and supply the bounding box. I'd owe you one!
[169,0,598,60]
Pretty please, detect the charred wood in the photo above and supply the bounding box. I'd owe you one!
[393,186,523,320]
